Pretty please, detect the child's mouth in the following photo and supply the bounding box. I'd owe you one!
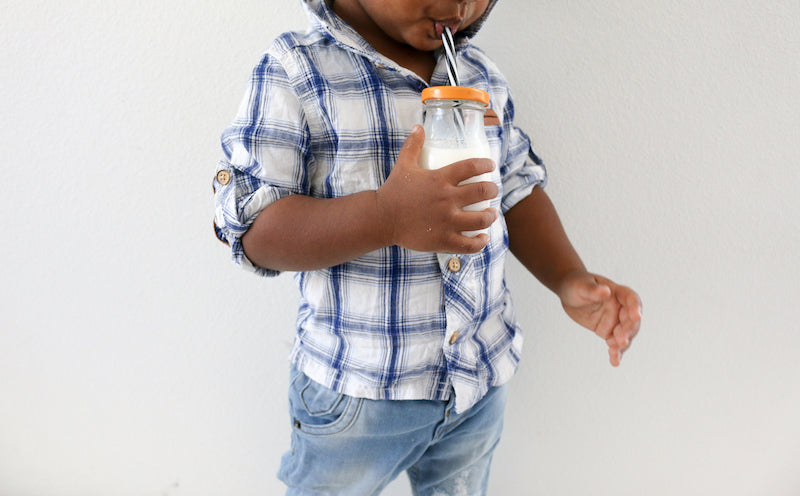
[434,19,462,39]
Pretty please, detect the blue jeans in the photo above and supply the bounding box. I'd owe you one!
[278,367,508,496]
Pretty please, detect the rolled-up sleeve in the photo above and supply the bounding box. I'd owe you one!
[498,93,547,214]
[213,52,312,277]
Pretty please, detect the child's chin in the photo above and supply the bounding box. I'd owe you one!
[408,37,442,53]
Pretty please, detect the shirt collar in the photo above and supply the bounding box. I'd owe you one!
[301,0,378,59]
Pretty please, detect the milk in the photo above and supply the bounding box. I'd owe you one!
[420,143,494,237]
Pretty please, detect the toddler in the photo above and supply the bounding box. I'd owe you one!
[213,0,642,494]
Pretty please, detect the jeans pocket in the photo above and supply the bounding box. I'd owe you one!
[289,371,363,436]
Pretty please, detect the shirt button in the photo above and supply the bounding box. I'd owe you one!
[449,331,460,345]
[447,257,462,272]
[216,170,231,185]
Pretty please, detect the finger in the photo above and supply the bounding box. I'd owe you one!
[560,274,609,311]
[568,273,611,304]
[623,291,644,324]
[610,284,642,322]
[583,281,612,303]
[613,322,633,351]
[594,296,620,341]
[618,307,641,344]
[457,180,499,207]
[444,231,490,254]
[399,125,425,166]
[452,208,499,232]
[617,290,643,343]
[613,317,640,358]
[606,336,622,366]
[442,158,495,184]
[609,346,622,367]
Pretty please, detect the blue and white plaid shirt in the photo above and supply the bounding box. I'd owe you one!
[213,0,546,413]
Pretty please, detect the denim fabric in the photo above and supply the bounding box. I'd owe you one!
[278,366,508,496]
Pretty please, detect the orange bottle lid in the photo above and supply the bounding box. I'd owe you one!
[421,86,490,106]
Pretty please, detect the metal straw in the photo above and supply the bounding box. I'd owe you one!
[441,26,466,141]
[442,26,460,86]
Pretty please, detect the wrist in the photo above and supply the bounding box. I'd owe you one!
[555,267,590,302]
[372,189,396,248]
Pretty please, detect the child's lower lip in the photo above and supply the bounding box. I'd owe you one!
[434,21,458,38]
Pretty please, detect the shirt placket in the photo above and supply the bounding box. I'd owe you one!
[439,253,482,337]
[437,251,487,411]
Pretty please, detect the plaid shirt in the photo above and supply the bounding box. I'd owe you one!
[213,0,546,413]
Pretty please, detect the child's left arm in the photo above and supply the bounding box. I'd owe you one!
[505,186,642,366]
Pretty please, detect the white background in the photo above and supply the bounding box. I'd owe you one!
[1,1,798,495]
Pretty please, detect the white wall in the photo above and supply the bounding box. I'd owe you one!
[1,1,798,495]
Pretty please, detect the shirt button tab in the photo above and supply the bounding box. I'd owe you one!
[447,257,462,272]
[449,331,460,345]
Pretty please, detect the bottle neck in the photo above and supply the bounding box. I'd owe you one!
[422,99,488,147]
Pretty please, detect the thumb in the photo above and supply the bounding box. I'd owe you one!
[399,125,425,167]
[581,277,612,303]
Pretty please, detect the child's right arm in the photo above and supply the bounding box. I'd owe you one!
[241,125,499,272]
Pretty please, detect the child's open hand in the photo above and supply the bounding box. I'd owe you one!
[558,271,642,366]
[376,125,498,253]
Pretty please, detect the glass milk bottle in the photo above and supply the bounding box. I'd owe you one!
[420,86,495,237]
